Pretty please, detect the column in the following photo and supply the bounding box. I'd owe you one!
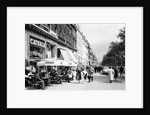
[52,45,57,59]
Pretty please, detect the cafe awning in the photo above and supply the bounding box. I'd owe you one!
[37,60,54,66]
[56,59,69,66]
[67,61,77,66]
[37,59,72,66]
[59,49,71,61]
[66,50,78,63]
[37,59,60,66]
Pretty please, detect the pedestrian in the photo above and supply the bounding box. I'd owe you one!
[71,68,76,81]
[76,68,81,83]
[95,66,97,73]
[114,67,118,81]
[32,65,37,74]
[119,66,124,77]
[35,73,45,89]
[101,66,104,74]
[25,64,30,75]
[91,67,94,82]
[107,66,114,83]
[67,69,72,83]
[83,69,87,81]
[96,66,98,73]
[99,66,102,74]
[87,67,93,82]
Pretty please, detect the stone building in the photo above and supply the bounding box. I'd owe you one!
[76,24,89,69]
[25,24,77,66]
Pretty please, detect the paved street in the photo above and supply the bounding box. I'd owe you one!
[44,73,125,90]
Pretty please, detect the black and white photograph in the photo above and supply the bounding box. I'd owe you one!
[25,24,125,90]
[7,7,143,108]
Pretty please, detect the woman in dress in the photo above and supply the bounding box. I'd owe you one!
[76,68,81,83]
[114,67,118,81]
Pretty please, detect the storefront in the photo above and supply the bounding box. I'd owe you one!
[25,24,77,68]
[30,36,45,59]
[25,35,46,67]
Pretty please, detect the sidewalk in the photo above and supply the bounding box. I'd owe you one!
[25,72,125,90]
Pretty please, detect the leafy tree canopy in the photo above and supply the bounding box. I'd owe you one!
[101,27,125,66]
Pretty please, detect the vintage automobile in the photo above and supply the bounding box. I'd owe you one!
[101,66,109,75]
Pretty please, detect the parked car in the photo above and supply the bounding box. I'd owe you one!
[102,66,109,75]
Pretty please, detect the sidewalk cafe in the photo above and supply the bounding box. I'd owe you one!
[25,58,77,89]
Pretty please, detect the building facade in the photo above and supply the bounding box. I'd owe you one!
[76,25,83,67]
[82,35,89,66]
[76,24,90,68]
[25,24,78,66]
[25,24,98,68]
[83,35,98,67]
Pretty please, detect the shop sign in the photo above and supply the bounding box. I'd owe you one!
[30,38,45,47]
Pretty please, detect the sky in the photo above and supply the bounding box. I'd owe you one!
[79,24,125,62]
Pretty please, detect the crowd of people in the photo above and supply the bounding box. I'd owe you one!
[25,63,95,89]
[94,66,103,73]
[25,61,125,90]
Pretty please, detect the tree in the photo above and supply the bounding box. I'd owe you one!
[117,27,125,42]
[101,27,125,66]
[117,27,125,56]
[101,56,115,66]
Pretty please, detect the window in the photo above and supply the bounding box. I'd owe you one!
[51,24,57,33]
[57,25,61,36]
[51,45,55,58]
[43,24,50,29]
[72,29,76,38]
[59,25,63,37]
[66,26,69,36]
[64,25,66,34]
[62,25,65,35]
[71,28,74,39]
[30,45,44,59]
[57,25,60,36]
[67,26,70,37]
[46,43,51,59]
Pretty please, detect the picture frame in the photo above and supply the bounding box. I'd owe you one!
[2,0,147,112]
